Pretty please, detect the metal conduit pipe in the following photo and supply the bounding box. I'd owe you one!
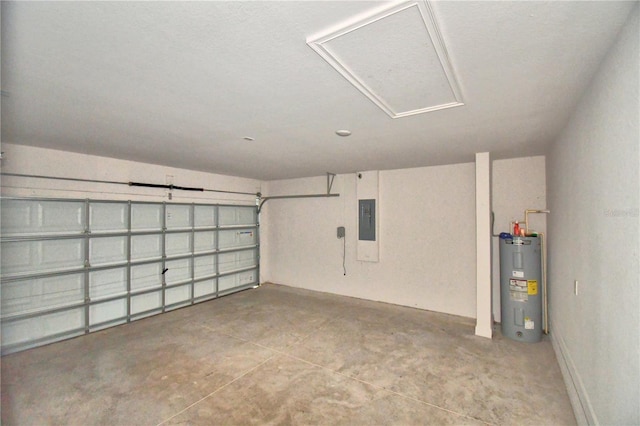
[525,209,551,234]
[539,232,549,334]
[522,209,551,334]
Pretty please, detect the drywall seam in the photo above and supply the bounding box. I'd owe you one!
[550,326,597,426]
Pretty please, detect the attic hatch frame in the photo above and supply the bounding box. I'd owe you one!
[257,173,339,214]
[306,0,465,119]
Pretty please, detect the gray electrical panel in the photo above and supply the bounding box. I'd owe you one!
[500,236,542,343]
[358,199,376,241]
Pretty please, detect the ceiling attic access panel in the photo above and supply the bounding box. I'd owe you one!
[307,0,464,119]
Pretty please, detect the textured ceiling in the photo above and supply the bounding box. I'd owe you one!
[1,1,635,180]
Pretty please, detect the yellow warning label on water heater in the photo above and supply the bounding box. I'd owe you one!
[528,280,538,295]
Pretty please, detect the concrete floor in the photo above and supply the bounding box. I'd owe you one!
[1,283,575,425]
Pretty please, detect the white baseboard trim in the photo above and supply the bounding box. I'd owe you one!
[474,324,493,339]
[550,326,598,425]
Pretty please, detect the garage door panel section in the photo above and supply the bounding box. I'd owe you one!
[166,232,192,257]
[165,258,192,285]
[218,269,258,295]
[194,254,216,279]
[194,278,217,300]
[165,284,191,309]
[219,249,258,274]
[2,273,85,316]
[89,267,127,300]
[131,262,163,292]
[219,228,257,250]
[89,202,128,233]
[131,234,163,261]
[1,198,259,355]
[2,239,85,276]
[90,236,128,266]
[131,203,163,231]
[2,308,85,350]
[131,291,163,315]
[2,199,85,236]
[194,231,216,253]
[219,206,257,227]
[166,204,192,230]
[194,205,216,228]
[90,299,127,327]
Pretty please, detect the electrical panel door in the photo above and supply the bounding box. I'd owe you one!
[358,199,376,241]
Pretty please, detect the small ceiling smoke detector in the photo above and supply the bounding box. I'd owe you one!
[335,130,351,137]
[243,136,255,141]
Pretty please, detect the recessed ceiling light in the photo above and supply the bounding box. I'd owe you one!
[243,136,255,141]
[335,130,351,137]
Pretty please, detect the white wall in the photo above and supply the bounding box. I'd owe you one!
[0,144,260,204]
[262,162,476,319]
[491,156,547,322]
[546,5,639,425]
[1,146,547,322]
[261,157,546,320]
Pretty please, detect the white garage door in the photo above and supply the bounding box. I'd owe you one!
[1,198,259,354]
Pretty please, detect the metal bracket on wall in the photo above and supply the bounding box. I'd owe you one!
[258,172,339,214]
[327,172,336,194]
